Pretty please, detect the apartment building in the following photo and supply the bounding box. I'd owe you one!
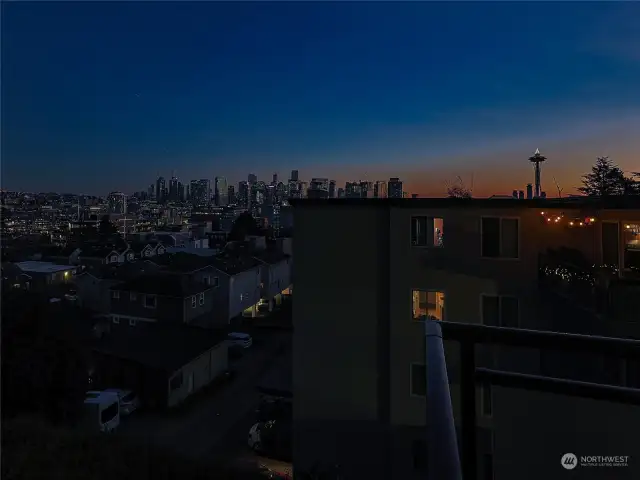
[291,197,640,480]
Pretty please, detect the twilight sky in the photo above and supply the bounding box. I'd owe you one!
[2,1,639,197]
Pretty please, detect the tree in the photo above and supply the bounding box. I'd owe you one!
[229,212,260,241]
[98,215,118,236]
[578,157,639,197]
[446,176,472,199]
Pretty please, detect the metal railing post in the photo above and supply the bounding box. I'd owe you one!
[460,338,477,480]
[425,320,463,480]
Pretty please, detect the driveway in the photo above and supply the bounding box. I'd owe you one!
[118,329,291,461]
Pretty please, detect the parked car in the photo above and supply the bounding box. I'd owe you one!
[228,332,253,348]
[247,418,292,461]
[103,388,140,416]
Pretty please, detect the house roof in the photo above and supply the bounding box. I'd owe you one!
[93,325,226,372]
[208,252,263,275]
[15,261,76,274]
[110,273,208,297]
[290,196,640,210]
[82,261,157,281]
[128,242,151,254]
[148,252,212,273]
[81,247,119,259]
[252,249,290,265]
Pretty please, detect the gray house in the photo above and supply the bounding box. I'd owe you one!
[75,261,161,314]
[91,324,228,408]
[253,249,292,311]
[109,273,217,328]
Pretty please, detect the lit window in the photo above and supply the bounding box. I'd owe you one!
[411,216,444,247]
[412,290,445,321]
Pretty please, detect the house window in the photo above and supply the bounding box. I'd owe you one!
[112,290,120,299]
[623,223,640,270]
[412,290,445,321]
[129,319,137,327]
[144,295,157,309]
[127,253,133,260]
[130,292,137,301]
[170,371,183,391]
[191,296,197,308]
[481,383,493,417]
[158,247,165,255]
[410,363,427,397]
[112,316,120,324]
[199,292,205,305]
[204,276,211,286]
[481,217,519,259]
[481,295,519,328]
[411,216,444,247]
[110,255,118,262]
[213,277,219,287]
[412,439,428,472]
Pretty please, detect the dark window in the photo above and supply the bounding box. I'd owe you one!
[481,295,500,326]
[411,216,429,246]
[500,219,519,258]
[203,276,210,286]
[481,218,500,257]
[482,295,519,328]
[482,384,492,416]
[500,296,519,328]
[602,222,619,267]
[412,439,428,471]
[100,402,118,424]
[170,372,183,391]
[145,295,157,308]
[411,364,426,396]
[213,277,219,287]
[483,453,494,480]
[481,217,519,258]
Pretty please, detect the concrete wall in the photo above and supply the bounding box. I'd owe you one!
[167,342,228,407]
[293,204,388,479]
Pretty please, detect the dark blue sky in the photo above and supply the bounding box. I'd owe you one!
[2,1,639,196]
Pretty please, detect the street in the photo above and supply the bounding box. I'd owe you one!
[118,328,292,472]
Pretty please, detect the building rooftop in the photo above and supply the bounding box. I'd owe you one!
[82,261,158,281]
[290,196,640,210]
[209,252,263,275]
[110,273,208,297]
[252,249,290,265]
[93,325,226,372]
[148,252,212,272]
[15,261,76,274]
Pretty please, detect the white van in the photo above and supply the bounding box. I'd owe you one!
[83,391,120,433]
[228,332,253,348]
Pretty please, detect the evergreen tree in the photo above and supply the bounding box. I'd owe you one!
[578,157,629,197]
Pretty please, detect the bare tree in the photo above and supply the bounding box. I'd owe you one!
[446,176,472,198]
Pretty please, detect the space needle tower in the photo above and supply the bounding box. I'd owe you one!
[528,148,547,198]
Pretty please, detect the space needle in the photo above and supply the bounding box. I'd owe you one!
[528,148,547,198]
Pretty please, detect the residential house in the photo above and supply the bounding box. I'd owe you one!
[109,273,217,328]
[208,252,264,325]
[253,248,292,312]
[75,261,161,314]
[128,241,166,259]
[80,246,131,266]
[290,197,640,480]
[91,324,228,408]
[12,261,77,292]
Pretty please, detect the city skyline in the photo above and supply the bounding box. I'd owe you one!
[3,2,639,196]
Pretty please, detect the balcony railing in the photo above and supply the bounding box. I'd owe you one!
[426,320,640,480]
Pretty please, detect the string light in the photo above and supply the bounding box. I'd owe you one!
[539,211,598,227]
